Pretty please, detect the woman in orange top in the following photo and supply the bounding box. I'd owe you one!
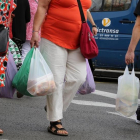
[31,0,97,136]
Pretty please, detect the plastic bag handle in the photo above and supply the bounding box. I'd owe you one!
[35,48,48,74]
[131,63,135,76]
[32,48,36,58]
[124,65,129,75]
[124,63,135,76]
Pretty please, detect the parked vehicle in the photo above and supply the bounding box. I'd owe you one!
[89,0,140,72]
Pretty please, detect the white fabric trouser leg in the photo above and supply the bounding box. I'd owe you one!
[40,38,86,121]
[22,40,31,63]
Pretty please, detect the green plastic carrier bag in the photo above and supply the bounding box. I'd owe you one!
[12,48,34,97]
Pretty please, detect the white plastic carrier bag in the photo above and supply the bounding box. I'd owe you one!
[27,48,56,96]
[116,65,139,117]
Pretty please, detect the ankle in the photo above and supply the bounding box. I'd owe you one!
[50,120,61,123]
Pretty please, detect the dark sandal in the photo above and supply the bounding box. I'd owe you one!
[0,129,3,135]
[17,92,24,98]
[48,121,68,136]
[44,105,47,112]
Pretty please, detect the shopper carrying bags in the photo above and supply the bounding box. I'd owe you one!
[12,0,30,98]
[125,0,140,124]
[0,0,17,87]
[31,0,95,136]
[0,51,17,99]
[0,0,17,135]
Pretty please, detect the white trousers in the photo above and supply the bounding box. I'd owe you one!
[40,38,86,121]
[22,40,41,62]
[22,40,31,63]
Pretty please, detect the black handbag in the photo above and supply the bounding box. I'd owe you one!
[0,25,9,56]
[0,0,13,56]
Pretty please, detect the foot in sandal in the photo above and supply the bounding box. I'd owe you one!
[0,129,3,135]
[17,92,24,98]
[48,120,68,136]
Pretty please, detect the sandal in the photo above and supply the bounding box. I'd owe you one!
[44,105,47,112]
[17,92,24,98]
[48,121,68,136]
[0,129,3,135]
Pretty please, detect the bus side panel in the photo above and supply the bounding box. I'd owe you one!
[89,0,139,70]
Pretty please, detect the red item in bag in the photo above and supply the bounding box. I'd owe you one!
[80,22,98,59]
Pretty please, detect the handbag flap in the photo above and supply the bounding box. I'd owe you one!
[0,28,8,52]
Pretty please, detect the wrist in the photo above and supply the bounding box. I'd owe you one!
[92,24,97,28]
[128,44,136,52]
[32,30,39,33]
[127,48,135,53]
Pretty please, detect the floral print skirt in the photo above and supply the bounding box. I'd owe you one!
[0,52,8,87]
[0,39,22,87]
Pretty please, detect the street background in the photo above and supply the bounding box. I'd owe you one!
[0,78,140,140]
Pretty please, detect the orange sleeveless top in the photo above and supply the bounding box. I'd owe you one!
[41,0,92,50]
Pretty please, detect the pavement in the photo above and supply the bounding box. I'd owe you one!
[0,78,140,140]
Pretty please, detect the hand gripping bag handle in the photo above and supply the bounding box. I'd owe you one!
[124,63,135,76]
[124,65,129,76]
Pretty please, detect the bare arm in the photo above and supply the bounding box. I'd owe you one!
[87,10,95,26]
[33,0,51,31]
[87,10,97,35]
[127,16,140,52]
[125,16,140,64]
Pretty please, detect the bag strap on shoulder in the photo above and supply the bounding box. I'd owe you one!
[77,0,86,23]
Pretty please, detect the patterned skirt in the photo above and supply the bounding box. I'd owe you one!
[0,39,22,87]
[9,39,22,71]
[0,53,8,87]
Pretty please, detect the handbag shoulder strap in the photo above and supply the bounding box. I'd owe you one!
[77,0,86,23]
[7,0,14,27]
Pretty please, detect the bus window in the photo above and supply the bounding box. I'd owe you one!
[90,0,132,12]
[90,0,102,11]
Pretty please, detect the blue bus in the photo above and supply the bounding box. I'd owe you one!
[89,0,140,75]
